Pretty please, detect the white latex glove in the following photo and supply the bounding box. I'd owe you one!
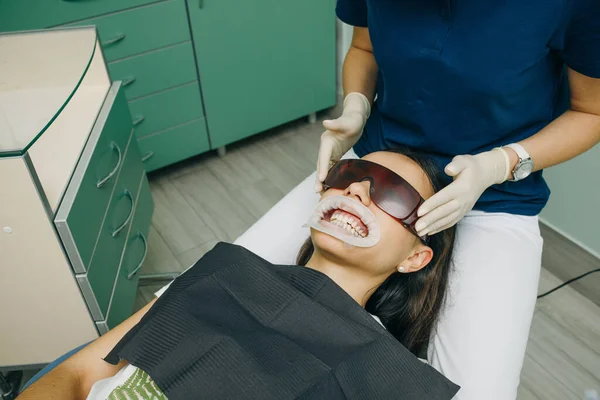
[315,92,371,192]
[415,148,512,236]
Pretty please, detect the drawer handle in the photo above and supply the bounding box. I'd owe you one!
[102,33,126,47]
[122,76,137,87]
[199,0,204,8]
[127,231,148,280]
[141,151,155,162]
[132,115,145,126]
[112,189,134,238]
[96,141,122,188]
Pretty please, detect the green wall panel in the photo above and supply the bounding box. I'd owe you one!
[541,145,600,257]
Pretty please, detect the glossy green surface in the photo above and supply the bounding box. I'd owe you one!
[66,0,189,62]
[187,0,337,148]
[0,0,161,31]
[137,119,209,172]
[108,42,197,100]
[107,175,153,329]
[60,86,131,270]
[129,82,204,138]
[87,133,145,319]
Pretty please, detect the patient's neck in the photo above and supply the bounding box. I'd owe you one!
[305,250,385,307]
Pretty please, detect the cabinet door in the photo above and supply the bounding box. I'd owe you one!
[187,0,337,149]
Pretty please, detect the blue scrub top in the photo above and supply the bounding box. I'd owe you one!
[337,0,600,216]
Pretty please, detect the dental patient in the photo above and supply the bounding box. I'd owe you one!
[18,148,460,400]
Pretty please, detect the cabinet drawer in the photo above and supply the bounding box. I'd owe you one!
[129,82,204,138]
[105,175,154,331]
[0,0,161,32]
[138,119,210,172]
[78,132,146,321]
[55,83,131,274]
[66,0,189,62]
[108,42,197,100]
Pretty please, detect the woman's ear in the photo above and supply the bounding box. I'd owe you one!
[397,245,433,273]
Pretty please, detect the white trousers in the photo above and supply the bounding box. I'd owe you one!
[234,150,544,399]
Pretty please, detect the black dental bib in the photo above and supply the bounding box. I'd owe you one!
[105,243,459,399]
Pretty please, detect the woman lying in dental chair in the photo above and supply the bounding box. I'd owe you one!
[18,148,460,400]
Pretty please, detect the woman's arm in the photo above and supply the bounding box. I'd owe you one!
[343,26,378,101]
[18,299,156,400]
[510,68,600,172]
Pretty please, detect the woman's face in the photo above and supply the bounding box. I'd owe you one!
[310,152,435,278]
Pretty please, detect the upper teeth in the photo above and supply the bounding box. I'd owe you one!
[330,210,366,237]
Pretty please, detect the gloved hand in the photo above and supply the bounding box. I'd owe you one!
[315,92,371,192]
[415,148,512,236]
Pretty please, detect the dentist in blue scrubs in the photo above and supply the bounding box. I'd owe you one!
[235,0,600,398]
[316,0,600,397]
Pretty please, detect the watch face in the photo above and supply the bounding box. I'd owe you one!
[514,160,534,180]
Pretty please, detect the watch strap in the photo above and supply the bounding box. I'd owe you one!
[505,143,531,162]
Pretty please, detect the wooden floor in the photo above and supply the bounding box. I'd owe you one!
[136,108,600,399]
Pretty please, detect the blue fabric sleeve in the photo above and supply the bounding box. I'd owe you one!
[563,0,600,78]
[336,0,368,27]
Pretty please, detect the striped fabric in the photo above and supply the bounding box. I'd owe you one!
[107,367,167,400]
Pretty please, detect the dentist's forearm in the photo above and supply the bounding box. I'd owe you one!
[343,27,378,103]
[518,109,600,171]
[512,68,600,172]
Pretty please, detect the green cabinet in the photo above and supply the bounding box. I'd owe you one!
[108,42,197,101]
[57,88,132,273]
[56,83,152,324]
[84,123,145,320]
[129,82,204,138]
[138,119,210,172]
[187,0,337,148]
[106,175,154,330]
[66,0,190,62]
[0,0,337,170]
[0,0,161,32]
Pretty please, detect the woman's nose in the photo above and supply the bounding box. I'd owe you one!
[344,180,372,206]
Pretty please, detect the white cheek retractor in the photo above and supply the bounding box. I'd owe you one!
[304,195,381,247]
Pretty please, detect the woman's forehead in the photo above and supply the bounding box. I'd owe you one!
[362,152,434,198]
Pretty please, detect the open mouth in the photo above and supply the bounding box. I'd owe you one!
[307,195,381,248]
[322,209,368,238]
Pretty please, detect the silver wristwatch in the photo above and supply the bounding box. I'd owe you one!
[504,143,534,182]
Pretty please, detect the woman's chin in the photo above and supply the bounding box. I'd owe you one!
[310,229,360,258]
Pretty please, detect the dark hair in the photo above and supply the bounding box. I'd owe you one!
[296,147,456,356]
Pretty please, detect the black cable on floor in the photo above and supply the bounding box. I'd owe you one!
[537,268,600,299]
